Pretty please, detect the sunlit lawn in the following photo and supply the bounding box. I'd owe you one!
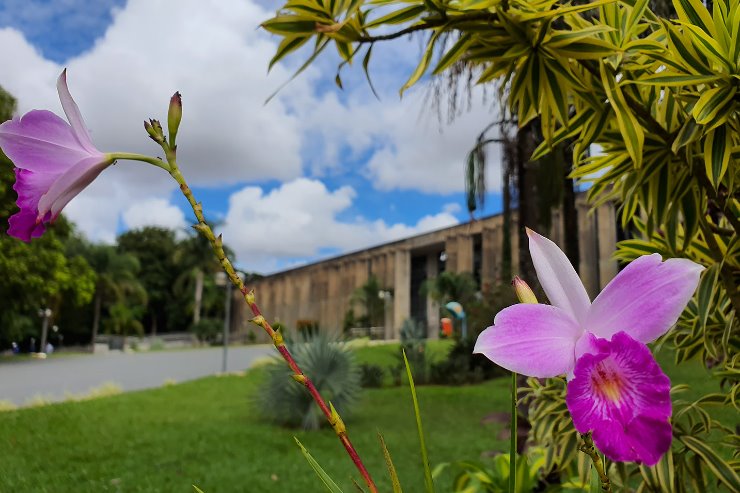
[0,341,731,492]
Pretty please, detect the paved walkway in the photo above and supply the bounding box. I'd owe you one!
[0,345,274,405]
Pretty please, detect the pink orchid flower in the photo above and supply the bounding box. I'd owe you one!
[0,70,114,241]
[474,228,703,465]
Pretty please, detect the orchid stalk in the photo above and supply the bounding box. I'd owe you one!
[154,93,379,493]
[0,71,379,493]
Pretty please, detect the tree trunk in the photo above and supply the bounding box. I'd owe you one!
[501,136,514,282]
[193,269,204,326]
[91,292,102,353]
[516,122,539,285]
[562,146,580,273]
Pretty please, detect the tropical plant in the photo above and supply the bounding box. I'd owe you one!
[434,446,591,493]
[422,270,478,308]
[256,331,362,430]
[71,242,146,348]
[398,318,428,384]
[263,0,740,487]
[349,274,387,327]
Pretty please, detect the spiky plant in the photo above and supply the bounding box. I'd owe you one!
[257,331,361,430]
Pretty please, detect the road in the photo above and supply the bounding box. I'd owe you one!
[0,345,274,405]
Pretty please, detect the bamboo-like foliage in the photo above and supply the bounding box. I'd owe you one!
[262,0,739,489]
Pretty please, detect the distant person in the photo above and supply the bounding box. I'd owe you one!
[45,342,54,354]
[30,337,36,353]
[11,342,19,354]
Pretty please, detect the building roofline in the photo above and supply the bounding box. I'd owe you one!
[256,209,507,278]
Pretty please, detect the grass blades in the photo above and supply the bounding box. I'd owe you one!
[295,437,345,493]
[402,349,435,493]
[378,432,403,493]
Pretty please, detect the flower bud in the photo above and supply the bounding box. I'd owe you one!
[144,119,165,144]
[167,92,182,148]
[512,276,538,304]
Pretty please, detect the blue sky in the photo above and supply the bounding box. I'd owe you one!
[0,0,505,273]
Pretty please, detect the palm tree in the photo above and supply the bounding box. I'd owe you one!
[75,243,145,351]
[174,232,223,326]
[349,275,387,327]
[422,271,478,308]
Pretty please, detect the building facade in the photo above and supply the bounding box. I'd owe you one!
[234,196,619,342]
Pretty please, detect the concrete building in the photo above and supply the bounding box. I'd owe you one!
[234,196,619,342]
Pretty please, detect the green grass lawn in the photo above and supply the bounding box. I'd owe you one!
[0,350,509,493]
[0,340,732,493]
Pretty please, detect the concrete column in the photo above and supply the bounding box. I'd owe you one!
[425,253,440,339]
[393,248,411,339]
[456,234,474,273]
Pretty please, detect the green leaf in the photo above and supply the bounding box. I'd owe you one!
[600,63,644,167]
[294,437,345,493]
[269,36,312,71]
[400,30,440,95]
[680,435,740,491]
[633,74,722,86]
[362,44,380,99]
[672,117,701,153]
[703,124,731,188]
[365,4,425,28]
[673,0,716,37]
[262,16,320,35]
[403,349,435,493]
[693,86,736,126]
[193,486,205,493]
[265,37,331,103]
[378,433,403,493]
[432,34,473,75]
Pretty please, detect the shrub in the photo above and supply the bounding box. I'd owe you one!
[359,363,384,388]
[397,318,427,384]
[190,318,221,344]
[256,332,361,430]
[429,338,508,385]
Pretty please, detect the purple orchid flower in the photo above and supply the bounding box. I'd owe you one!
[0,70,114,241]
[474,228,702,465]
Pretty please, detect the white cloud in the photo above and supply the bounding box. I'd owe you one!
[0,0,504,252]
[122,198,187,233]
[0,0,307,241]
[220,178,459,273]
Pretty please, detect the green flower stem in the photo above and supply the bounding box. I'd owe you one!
[579,433,612,492]
[132,144,378,493]
[107,152,171,172]
[510,371,517,493]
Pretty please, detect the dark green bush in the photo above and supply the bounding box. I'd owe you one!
[429,338,507,385]
[359,363,384,388]
[190,318,221,344]
[256,332,361,430]
[398,318,428,384]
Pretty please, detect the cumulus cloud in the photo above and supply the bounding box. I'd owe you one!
[122,198,187,233]
[220,178,459,273]
[0,0,503,259]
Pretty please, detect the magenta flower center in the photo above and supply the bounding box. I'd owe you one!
[591,362,625,403]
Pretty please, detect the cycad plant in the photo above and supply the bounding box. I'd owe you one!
[257,331,361,430]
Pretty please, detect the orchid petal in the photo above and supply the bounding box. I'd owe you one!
[38,155,113,218]
[0,110,91,172]
[474,304,582,378]
[527,228,591,326]
[566,332,672,466]
[7,169,58,241]
[57,69,96,153]
[586,254,704,342]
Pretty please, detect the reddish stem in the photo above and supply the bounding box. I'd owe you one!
[170,165,378,493]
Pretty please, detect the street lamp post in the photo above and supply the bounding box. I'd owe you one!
[216,271,244,373]
[38,308,52,354]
